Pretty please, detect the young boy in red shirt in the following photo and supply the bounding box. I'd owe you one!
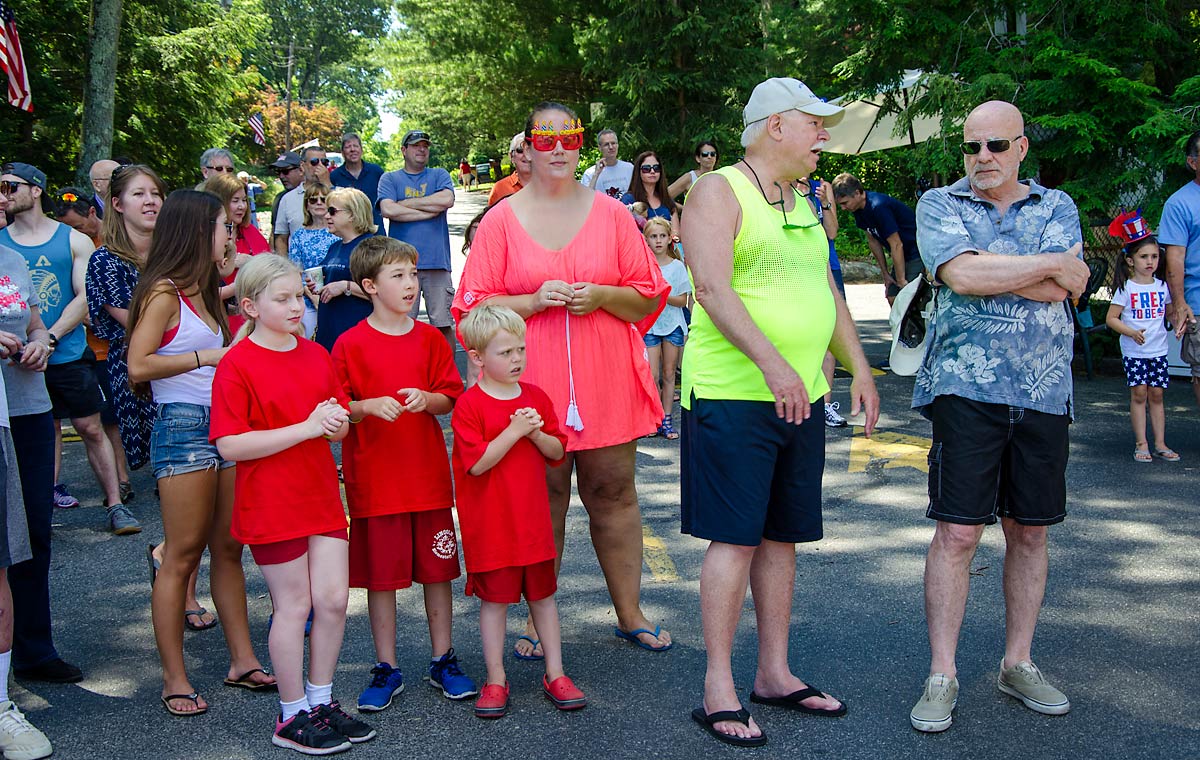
[453,304,586,719]
[330,237,477,710]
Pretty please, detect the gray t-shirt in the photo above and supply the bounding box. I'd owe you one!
[912,177,1082,417]
[0,246,52,417]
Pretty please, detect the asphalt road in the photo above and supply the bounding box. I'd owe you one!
[29,188,1200,759]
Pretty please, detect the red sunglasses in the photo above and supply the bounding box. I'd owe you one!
[527,118,585,152]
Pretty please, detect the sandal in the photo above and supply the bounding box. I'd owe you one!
[1133,446,1152,463]
[512,635,543,661]
[161,692,208,717]
[1154,448,1181,462]
[146,543,160,588]
[658,416,679,441]
[691,707,767,748]
[184,608,219,632]
[223,667,277,691]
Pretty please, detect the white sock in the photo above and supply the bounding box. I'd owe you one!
[280,695,310,721]
[305,681,332,708]
[0,650,9,703]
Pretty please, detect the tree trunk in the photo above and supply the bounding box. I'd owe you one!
[77,0,122,186]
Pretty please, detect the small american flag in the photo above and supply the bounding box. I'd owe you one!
[249,112,266,146]
[0,0,31,113]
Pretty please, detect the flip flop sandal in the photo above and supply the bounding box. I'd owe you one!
[223,667,278,691]
[161,692,208,717]
[184,608,219,632]
[1154,448,1181,462]
[1133,448,1153,463]
[512,635,544,661]
[691,707,767,748]
[146,544,160,588]
[614,625,673,652]
[750,686,847,717]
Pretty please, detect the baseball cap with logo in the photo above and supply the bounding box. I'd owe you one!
[2,162,47,190]
[743,78,844,128]
[270,151,301,170]
[402,130,432,147]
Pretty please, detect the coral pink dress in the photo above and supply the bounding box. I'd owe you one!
[453,194,668,451]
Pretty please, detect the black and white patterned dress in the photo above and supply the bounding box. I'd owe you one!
[85,246,155,469]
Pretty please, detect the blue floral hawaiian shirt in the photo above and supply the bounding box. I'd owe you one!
[912,177,1082,417]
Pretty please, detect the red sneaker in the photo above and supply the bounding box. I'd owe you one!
[474,682,510,719]
[542,675,587,710]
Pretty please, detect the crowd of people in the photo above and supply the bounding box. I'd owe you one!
[0,72,1197,758]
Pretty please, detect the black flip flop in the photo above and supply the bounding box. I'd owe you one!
[223,667,278,691]
[161,692,208,717]
[749,686,847,717]
[146,544,160,588]
[184,608,219,632]
[691,707,767,748]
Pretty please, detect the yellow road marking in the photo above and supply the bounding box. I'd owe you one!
[642,524,679,582]
[848,426,931,473]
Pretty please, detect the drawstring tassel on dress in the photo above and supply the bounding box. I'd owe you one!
[564,310,584,431]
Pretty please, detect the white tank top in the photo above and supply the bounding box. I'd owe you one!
[150,285,223,406]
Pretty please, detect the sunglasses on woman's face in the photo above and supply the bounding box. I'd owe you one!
[960,136,1023,155]
[307,196,326,205]
[640,164,662,174]
[308,158,332,167]
[699,151,717,158]
[528,132,585,152]
[325,206,342,216]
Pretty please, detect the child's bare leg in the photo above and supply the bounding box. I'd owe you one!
[528,595,564,681]
[479,601,508,686]
[260,554,313,704]
[660,342,682,416]
[424,581,454,657]
[1147,386,1168,450]
[518,457,574,658]
[1130,385,1149,449]
[307,535,349,686]
[367,590,398,665]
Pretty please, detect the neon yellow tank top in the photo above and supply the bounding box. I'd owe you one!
[682,165,834,407]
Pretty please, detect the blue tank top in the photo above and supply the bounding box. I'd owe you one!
[0,224,87,364]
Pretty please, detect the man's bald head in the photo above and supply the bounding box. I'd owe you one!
[962,100,1028,197]
[90,159,120,199]
[964,100,1024,137]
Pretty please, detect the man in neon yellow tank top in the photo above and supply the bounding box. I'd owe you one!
[680,78,880,748]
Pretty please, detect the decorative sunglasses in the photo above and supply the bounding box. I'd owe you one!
[640,164,662,174]
[960,136,1023,155]
[527,119,585,151]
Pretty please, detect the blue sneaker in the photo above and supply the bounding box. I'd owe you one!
[428,648,477,700]
[357,663,404,712]
[267,609,313,637]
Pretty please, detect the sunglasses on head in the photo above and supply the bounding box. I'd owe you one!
[699,150,717,158]
[640,164,662,174]
[960,136,1023,155]
[527,118,585,152]
[308,158,331,167]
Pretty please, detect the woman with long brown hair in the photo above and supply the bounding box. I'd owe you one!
[621,151,679,234]
[127,190,275,716]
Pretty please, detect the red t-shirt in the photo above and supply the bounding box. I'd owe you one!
[331,319,463,518]
[451,382,565,573]
[209,336,350,545]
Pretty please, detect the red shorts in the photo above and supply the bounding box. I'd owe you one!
[466,559,557,604]
[249,529,348,566]
[349,510,461,590]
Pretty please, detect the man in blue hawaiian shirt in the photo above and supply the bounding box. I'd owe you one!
[906,101,1089,734]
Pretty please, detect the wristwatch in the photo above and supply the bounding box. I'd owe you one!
[345,281,352,296]
[46,334,59,350]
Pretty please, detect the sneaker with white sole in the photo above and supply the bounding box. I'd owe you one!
[997,659,1070,715]
[106,504,142,535]
[357,662,404,712]
[428,648,477,700]
[272,709,351,756]
[0,700,53,760]
[824,402,848,428]
[910,673,958,732]
[52,483,79,509]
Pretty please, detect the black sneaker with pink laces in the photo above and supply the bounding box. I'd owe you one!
[272,709,351,756]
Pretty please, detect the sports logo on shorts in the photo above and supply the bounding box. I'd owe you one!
[463,290,476,306]
[431,529,457,559]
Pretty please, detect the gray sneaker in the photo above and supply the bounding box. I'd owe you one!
[997,659,1070,715]
[106,505,142,536]
[910,673,958,732]
[0,699,52,760]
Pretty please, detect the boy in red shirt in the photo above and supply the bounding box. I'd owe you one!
[330,237,477,709]
[453,304,586,719]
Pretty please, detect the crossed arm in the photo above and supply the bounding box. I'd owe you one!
[380,188,455,223]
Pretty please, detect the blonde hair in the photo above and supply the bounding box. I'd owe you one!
[326,187,377,235]
[233,254,303,341]
[302,182,332,226]
[350,236,418,287]
[629,201,648,219]
[203,173,251,230]
[642,217,680,260]
[459,303,526,352]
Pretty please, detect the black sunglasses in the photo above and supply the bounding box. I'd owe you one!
[640,164,662,173]
[206,165,234,172]
[960,136,1023,155]
[308,158,331,167]
[699,150,717,158]
[0,180,29,195]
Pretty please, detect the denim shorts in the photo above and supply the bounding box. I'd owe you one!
[150,402,233,480]
[644,326,685,348]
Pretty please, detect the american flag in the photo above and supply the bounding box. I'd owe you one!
[248,112,266,146]
[0,0,31,113]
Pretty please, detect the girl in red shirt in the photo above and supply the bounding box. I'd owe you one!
[210,255,375,755]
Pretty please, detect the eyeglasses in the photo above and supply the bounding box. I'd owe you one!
[741,159,821,231]
[307,196,327,204]
[528,132,585,152]
[511,146,526,155]
[308,158,331,167]
[325,206,342,216]
[276,166,299,175]
[640,164,662,174]
[0,180,28,195]
[207,165,234,173]
[960,136,1024,155]
[699,151,717,158]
